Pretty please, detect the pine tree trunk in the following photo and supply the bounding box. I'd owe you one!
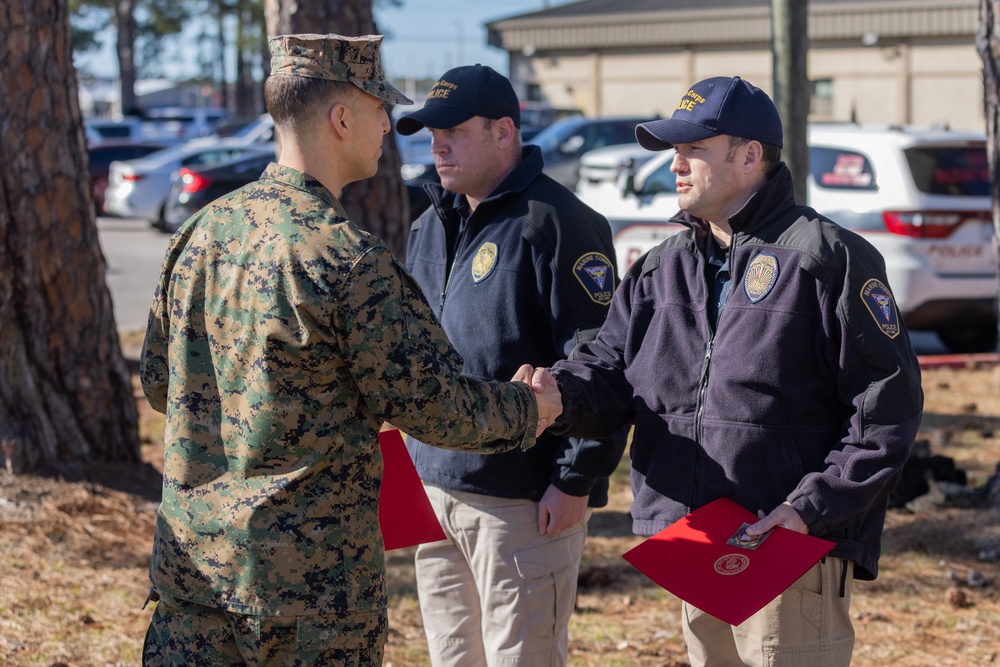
[0,0,141,474]
[977,0,1000,353]
[771,0,810,206]
[263,0,411,260]
[216,1,230,111]
[115,0,139,114]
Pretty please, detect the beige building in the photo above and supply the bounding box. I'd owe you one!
[487,0,986,132]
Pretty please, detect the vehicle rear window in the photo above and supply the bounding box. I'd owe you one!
[147,114,196,123]
[89,145,164,167]
[605,121,643,145]
[96,126,134,138]
[904,145,989,196]
[637,160,677,196]
[810,147,878,190]
[182,150,243,167]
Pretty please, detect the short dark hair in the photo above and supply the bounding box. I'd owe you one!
[727,135,782,175]
[264,76,358,128]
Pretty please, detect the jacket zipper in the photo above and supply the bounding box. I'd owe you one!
[692,338,713,509]
[438,213,472,312]
[692,236,737,508]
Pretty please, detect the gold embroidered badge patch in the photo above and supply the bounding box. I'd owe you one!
[743,254,779,303]
[471,242,498,283]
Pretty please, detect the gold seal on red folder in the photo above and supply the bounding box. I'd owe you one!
[714,554,750,576]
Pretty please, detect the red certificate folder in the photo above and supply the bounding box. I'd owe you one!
[622,497,835,626]
[378,428,446,551]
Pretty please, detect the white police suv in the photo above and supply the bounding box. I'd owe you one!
[578,124,998,353]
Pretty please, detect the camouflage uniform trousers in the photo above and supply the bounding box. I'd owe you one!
[142,591,387,666]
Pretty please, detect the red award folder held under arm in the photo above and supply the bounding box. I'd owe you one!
[378,428,446,551]
[622,497,835,626]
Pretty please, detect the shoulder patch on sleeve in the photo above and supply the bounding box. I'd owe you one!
[860,278,900,338]
[573,252,614,305]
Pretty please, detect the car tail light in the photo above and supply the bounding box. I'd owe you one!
[122,173,145,182]
[882,210,988,238]
[180,168,212,193]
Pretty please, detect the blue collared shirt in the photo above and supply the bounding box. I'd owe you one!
[705,235,731,330]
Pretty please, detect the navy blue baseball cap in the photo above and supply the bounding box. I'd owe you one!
[635,76,783,151]
[396,64,520,135]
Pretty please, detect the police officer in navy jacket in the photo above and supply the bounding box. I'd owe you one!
[399,64,626,667]
[529,76,923,667]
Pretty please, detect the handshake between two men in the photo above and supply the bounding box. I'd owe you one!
[513,365,562,437]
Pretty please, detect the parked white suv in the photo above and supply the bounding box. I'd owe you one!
[579,124,998,353]
[576,147,682,276]
[575,143,655,195]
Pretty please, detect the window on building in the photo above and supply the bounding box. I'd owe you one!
[811,79,834,119]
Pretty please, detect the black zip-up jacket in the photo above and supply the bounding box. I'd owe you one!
[550,164,923,578]
[405,145,626,506]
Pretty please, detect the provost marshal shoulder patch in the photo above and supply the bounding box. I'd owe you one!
[573,252,614,305]
[744,254,779,303]
[471,242,498,283]
[860,278,900,338]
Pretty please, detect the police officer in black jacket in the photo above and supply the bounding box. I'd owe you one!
[528,76,923,667]
[398,65,626,667]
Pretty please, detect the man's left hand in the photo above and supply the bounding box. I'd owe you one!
[745,502,808,536]
[537,485,588,536]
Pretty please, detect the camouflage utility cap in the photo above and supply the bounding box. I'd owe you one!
[268,33,412,105]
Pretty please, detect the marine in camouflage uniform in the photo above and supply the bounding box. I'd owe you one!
[140,33,541,667]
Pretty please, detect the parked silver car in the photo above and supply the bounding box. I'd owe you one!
[139,106,232,142]
[528,116,653,190]
[103,140,275,224]
[84,117,146,144]
[575,143,656,195]
[183,113,276,149]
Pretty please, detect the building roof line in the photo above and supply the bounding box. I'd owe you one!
[487,0,978,51]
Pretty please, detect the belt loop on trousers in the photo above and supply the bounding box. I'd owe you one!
[142,588,160,610]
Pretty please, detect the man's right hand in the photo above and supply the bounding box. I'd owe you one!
[512,365,562,436]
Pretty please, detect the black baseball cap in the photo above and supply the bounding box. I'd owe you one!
[396,64,521,136]
[635,76,783,151]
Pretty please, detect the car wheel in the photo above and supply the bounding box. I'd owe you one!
[152,203,169,231]
[160,216,181,234]
[936,322,999,354]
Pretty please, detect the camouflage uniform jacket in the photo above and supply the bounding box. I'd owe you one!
[140,163,538,616]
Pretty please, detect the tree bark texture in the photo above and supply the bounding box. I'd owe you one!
[771,0,810,206]
[0,0,140,474]
[975,0,1000,352]
[263,0,411,260]
[114,0,139,114]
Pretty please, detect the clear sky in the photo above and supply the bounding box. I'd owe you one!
[74,1,572,82]
[376,0,568,79]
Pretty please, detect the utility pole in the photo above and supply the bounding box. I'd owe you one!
[771,0,810,204]
[975,0,1000,353]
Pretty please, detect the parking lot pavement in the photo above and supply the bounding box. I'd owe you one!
[97,216,171,332]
